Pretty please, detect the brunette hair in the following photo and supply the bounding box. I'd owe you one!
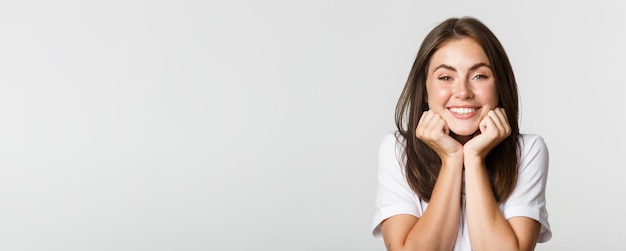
[395,17,520,203]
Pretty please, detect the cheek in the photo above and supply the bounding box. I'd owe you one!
[476,85,499,107]
[426,86,452,105]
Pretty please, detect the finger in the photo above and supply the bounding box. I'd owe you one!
[492,108,505,125]
[416,111,428,130]
[492,108,511,135]
[488,110,505,132]
[433,115,448,137]
[498,107,507,118]
[422,112,440,133]
[416,111,433,137]
[480,111,497,134]
[496,108,511,135]
[417,111,448,141]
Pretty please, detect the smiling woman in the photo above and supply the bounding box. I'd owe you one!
[426,38,499,142]
[372,17,551,251]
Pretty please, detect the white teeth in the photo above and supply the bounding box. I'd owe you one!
[449,107,475,115]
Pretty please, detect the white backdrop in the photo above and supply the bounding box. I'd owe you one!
[0,0,624,250]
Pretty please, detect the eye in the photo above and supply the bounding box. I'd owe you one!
[472,74,489,80]
[438,76,452,81]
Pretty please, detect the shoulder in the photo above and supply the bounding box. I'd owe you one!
[377,131,406,173]
[518,134,549,158]
[502,134,552,242]
[517,134,549,174]
[379,131,405,155]
[380,131,405,145]
[519,134,547,147]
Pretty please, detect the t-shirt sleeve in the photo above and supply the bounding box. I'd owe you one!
[371,133,421,239]
[501,135,552,243]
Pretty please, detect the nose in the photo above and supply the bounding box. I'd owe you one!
[454,79,473,99]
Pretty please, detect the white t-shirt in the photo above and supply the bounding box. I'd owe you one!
[372,132,552,250]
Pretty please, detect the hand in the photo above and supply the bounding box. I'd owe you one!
[463,108,511,159]
[415,110,464,161]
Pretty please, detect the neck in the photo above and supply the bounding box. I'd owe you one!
[451,131,479,145]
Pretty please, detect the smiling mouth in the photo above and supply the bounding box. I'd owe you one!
[449,107,476,115]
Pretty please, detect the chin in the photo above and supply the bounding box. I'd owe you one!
[449,128,479,137]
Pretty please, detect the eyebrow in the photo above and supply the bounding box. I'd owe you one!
[432,62,492,72]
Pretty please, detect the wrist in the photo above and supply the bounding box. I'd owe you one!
[441,154,464,169]
[463,155,484,168]
[463,147,487,160]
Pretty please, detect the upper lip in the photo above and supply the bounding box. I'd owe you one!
[447,105,479,109]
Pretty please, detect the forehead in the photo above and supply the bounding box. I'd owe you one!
[428,37,490,71]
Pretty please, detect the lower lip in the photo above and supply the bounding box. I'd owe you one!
[448,109,478,119]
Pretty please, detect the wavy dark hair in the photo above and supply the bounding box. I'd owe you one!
[395,17,520,203]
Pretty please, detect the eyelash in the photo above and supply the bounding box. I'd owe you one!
[437,75,488,81]
[473,74,488,80]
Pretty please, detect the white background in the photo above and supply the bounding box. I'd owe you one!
[0,0,624,250]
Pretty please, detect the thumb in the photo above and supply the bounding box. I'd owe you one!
[479,116,490,133]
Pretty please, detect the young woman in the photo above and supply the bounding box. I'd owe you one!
[372,17,552,251]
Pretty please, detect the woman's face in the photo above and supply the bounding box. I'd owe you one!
[425,37,498,142]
